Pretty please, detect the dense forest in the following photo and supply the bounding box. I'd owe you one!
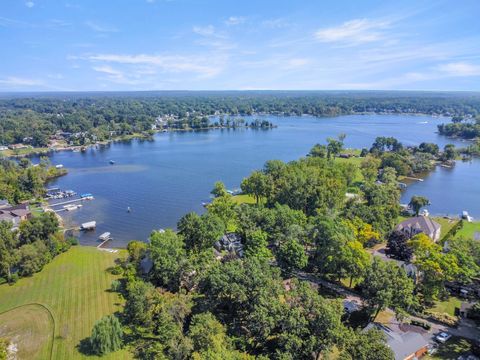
[1,91,480,146]
[84,137,480,359]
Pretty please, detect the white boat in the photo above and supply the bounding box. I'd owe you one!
[55,164,64,169]
[419,209,430,217]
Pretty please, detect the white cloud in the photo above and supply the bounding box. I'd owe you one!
[193,25,215,36]
[25,1,34,8]
[85,21,118,33]
[262,18,290,29]
[436,62,480,77]
[225,16,245,26]
[314,18,391,45]
[0,76,43,86]
[84,53,225,78]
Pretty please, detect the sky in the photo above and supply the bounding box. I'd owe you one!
[1,0,480,92]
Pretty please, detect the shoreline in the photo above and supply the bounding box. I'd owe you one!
[0,111,454,159]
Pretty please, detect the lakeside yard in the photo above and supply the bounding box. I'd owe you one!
[0,246,131,360]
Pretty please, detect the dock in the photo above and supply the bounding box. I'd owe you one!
[49,197,93,207]
[97,232,113,248]
[403,176,424,182]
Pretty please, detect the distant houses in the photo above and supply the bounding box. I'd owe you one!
[395,216,441,242]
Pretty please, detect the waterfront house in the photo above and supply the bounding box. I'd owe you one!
[395,216,441,242]
[0,204,31,229]
[0,146,8,151]
[364,323,430,360]
[0,199,9,209]
[214,233,244,258]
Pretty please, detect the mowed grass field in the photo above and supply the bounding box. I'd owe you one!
[0,246,132,360]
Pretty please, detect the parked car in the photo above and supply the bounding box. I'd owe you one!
[436,332,452,343]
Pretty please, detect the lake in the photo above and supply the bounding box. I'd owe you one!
[42,114,478,247]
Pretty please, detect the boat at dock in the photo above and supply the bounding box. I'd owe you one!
[81,221,96,230]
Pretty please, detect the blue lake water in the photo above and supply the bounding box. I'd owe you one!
[41,114,478,247]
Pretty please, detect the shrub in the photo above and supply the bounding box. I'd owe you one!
[67,237,79,246]
[424,311,458,327]
[111,280,121,292]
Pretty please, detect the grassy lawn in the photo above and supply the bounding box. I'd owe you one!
[431,217,460,241]
[429,296,462,317]
[426,336,473,360]
[455,221,480,240]
[0,246,131,360]
[0,304,53,360]
[0,147,50,157]
[232,194,259,205]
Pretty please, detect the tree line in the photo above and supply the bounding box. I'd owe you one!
[2,91,480,146]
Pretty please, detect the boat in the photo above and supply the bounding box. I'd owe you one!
[419,209,430,217]
[80,193,94,200]
[55,164,64,169]
[127,206,131,212]
[81,221,96,230]
[462,211,474,222]
[109,160,115,165]
[98,232,112,241]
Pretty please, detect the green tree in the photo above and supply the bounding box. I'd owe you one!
[277,237,308,272]
[207,195,238,232]
[308,143,327,158]
[340,328,394,360]
[327,137,343,159]
[0,221,18,281]
[244,229,272,260]
[360,155,381,183]
[149,229,186,290]
[443,144,456,161]
[188,312,252,359]
[409,195,430,216]
[89,315,123,355]
[241,171,271,204]
[211,181,228,198]
[361,257,416,320]
[178,212,225,252]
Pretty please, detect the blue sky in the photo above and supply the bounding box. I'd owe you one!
[1,0,480,91]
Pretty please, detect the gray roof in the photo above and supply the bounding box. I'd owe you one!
[365,323,429,360]
[395,216,440,235]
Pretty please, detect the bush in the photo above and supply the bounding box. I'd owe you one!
[111,280,121,292]
[109,266,123,275]
[67,237,79,246]
[410,319,431,330]
[424,311,458,327]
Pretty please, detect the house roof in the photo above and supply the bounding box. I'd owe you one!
[364,323,429,360]
[395,216,440,235]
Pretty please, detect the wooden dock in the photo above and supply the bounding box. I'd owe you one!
[50,197,90,207]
